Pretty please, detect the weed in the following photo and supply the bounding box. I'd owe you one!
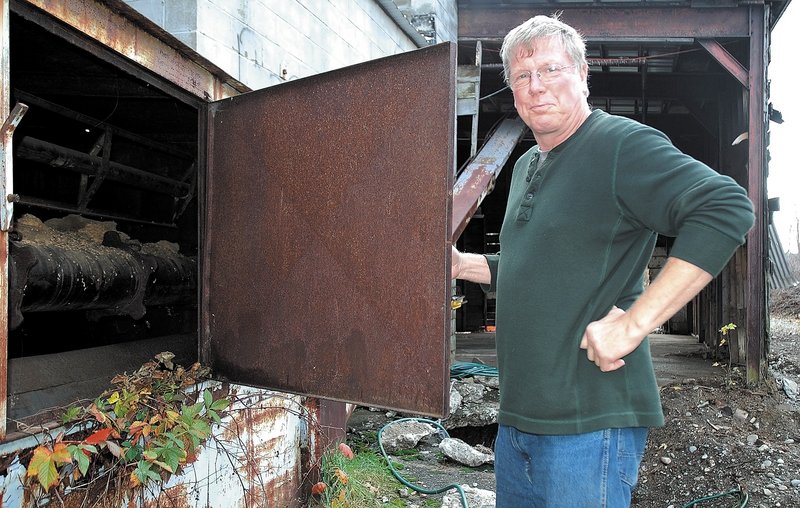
[311,444,406,507]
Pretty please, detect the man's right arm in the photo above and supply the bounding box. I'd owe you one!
[451,246,492,284]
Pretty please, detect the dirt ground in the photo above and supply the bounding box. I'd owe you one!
[347,285,800,507]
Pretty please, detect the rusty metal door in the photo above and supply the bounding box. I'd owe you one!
[202,43,455,417]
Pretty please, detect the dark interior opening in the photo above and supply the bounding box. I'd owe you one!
[6,13,199,430]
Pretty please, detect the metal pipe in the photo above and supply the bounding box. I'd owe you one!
[8,233,196,330]
[11,194,177,228]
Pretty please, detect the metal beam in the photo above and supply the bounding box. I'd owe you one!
[0,0,9,439]
[17,137,191,196]
[13,0,247,103]
[452,116,528,241]
[746,5,768,385]
[459,7,750,41]
[699,39,749,89]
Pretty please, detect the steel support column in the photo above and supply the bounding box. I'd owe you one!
[746,5,768,385]
[0,0,9,438]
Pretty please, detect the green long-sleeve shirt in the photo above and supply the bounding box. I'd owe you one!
[484,110,754,435]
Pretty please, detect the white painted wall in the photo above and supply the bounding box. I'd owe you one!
[124,0,457,90]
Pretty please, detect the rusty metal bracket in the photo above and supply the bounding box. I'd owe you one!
[1,102,29,231]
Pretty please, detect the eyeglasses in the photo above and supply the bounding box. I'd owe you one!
[508,64,577,89]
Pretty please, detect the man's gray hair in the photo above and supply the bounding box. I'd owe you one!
[500,13,587,83]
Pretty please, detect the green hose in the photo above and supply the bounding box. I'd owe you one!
[373,361,497,506]
[377,417,470,508]
[681,487,748,507]
[450,361,499,380]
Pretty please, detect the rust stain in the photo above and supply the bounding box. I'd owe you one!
[142,483,191,508]
[221,400,291,443]
[245,469,302,508]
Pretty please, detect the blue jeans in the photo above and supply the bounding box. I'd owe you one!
[495,425,648,508]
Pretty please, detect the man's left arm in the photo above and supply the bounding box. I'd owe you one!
[580,256,712,372]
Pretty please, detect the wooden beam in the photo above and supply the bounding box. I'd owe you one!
[460,6,750,41]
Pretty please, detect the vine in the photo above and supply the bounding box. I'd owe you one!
[21,352,230,503]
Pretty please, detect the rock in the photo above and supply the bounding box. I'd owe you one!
[380,421,437,452]
[783,378,799,400]
[439,437,494,467]
[747,434,759,446]
[758,444,769,452]
[443,380,499,429]
[790,479,800,487]
[660,456,672,465]
[449,388,463,415]
[785,438,795,444]
[475,375,500,389]
[762,459,773,468]
[763,488,773,496]
[734,408,749,421]
[441,485,496,508]
[688,445,698,453]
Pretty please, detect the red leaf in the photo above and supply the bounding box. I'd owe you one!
[311,482,327,495]
[84,428,113,445]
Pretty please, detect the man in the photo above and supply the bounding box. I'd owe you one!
[451,14,754,507]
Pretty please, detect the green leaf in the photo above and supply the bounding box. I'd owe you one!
[208,409,221,424]
[80,444,98,454]
[159,446,184,473]
[124,446,141,462]
[182,401,203,419]
[27,446,60,491]
[203,389,212,409]
[134,460,154,484]
[62,406,81,424]
[67,443,95,476]
[209,399,229,412]
[75,450,90,476]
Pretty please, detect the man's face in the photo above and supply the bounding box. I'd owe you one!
[508,37,589,144]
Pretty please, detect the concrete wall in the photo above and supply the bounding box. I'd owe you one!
[124,0,456,90]
[395,0,458,43]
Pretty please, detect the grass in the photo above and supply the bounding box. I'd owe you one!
[311,444,407,507]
